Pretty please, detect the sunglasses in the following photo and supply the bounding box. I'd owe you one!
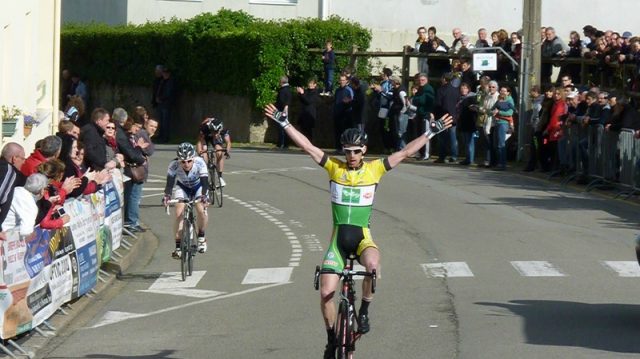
[343,148,363,155]
[180,159,193,164]
[106,126,115,130]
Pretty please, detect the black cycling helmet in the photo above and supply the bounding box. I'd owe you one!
[340,128,368,147]
[176,142,196,161]
[207,118,223,132]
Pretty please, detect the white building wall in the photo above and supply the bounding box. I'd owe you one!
[63,0,640,48]
[1,0,60,152]
[61,0,640,74]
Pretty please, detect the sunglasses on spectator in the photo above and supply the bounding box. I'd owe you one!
[343,147,364,155]
[180,159,193,164]
[106,126,115,130]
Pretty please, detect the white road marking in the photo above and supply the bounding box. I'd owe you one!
[601,261,640,277]
[90,282,289,328]
[242,267,293,284]
[142,187,166,191]
[139,288,225,298]
[510,261,565,277]
[421,262,474,278]
[141,193,164,198]
[148,271,206,289]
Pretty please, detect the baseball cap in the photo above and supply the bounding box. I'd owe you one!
[566,89,579,99]
[390,75,401,84]
[622,31,633,39]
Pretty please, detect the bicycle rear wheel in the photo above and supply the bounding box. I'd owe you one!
[336,301,352,359]
[211,168,223,207]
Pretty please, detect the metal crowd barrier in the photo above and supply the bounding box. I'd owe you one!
[586,126,618,191]
[561,123,587,185]
[558,123,640,199]
[616,129,640,199]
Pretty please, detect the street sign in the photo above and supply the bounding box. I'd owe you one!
[473,52,498,71]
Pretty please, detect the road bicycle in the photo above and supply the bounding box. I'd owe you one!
[314,256,376,359]
[166,199,198,281]
[201,148,228,208]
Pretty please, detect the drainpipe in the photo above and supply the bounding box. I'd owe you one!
[52,0,61,132]
[319,0,330,20]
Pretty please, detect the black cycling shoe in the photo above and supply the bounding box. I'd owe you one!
[358,313,370,334]
[323,341,337,359]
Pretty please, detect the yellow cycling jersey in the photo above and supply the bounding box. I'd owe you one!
[321,155,391,227]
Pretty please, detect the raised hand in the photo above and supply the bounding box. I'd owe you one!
[62,176,82,193]
[426,114,453,139]
[264,104,290,129]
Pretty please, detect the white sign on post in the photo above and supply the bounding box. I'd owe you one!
[473,52,498,71]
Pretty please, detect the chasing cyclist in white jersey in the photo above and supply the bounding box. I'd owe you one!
[162,142,209,258]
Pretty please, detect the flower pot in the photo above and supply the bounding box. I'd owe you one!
[2,120,18,137]
[23,126,32,137]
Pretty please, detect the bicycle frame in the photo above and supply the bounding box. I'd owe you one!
[200,148,226,208]
[166,199,198,280]
[314,257,376,358]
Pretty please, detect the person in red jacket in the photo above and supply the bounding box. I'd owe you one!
[544,88,568,171]
[21,135,62,176]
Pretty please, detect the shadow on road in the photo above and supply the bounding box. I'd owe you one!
[476,300,640,354]
[84,350,178,358]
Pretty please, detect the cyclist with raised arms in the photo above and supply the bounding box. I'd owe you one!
[162,142,209,258]
[263,103,452,358]
[196,117,231,187]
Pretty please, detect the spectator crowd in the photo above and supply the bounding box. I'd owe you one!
[292,23,640,183]
[0,101,159,240]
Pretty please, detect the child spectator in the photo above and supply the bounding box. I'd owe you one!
[321,40,335,95]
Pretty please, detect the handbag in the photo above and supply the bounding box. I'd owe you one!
[125,163,146,183]
[377,107,389,119]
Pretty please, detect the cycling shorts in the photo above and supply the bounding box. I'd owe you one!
[321,224,378,272]
[175,182,203,200]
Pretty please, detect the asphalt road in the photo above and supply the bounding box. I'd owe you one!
[36,145,640,359]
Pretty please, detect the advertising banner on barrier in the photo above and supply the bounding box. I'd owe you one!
[0,177,123,339]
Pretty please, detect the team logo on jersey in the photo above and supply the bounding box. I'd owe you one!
[341,188,361,204]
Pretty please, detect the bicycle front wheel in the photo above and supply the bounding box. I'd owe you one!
[180,218,190,281]
[187,226,194,276]
[336,301,352,359]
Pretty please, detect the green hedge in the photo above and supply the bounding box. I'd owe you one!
[61,9,371,108]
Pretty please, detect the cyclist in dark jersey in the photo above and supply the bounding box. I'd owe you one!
[263,103,452,359]
[196,117,231,187]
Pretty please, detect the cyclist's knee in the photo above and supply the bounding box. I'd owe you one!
[320,288,336,302]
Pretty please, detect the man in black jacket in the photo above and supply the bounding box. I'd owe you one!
[296,79,320,141]
[112,108,146,167]
[80,108,117,171]
[435,73,460,163]
[275,76,292,149]
[0,143,27,236]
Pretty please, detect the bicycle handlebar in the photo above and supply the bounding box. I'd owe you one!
[198,148,228,155]
[317,268,375,278]
[314,266,377,293]
[165,199,199,215]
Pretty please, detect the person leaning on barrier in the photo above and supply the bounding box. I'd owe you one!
[59,135,110,198]
[605,96,640,132]
[21,135,62,177]
[0,143,27,228]
[1,173,69,235]
[37,159,81,207]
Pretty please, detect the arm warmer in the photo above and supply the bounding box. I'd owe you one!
[164,174,176,196]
